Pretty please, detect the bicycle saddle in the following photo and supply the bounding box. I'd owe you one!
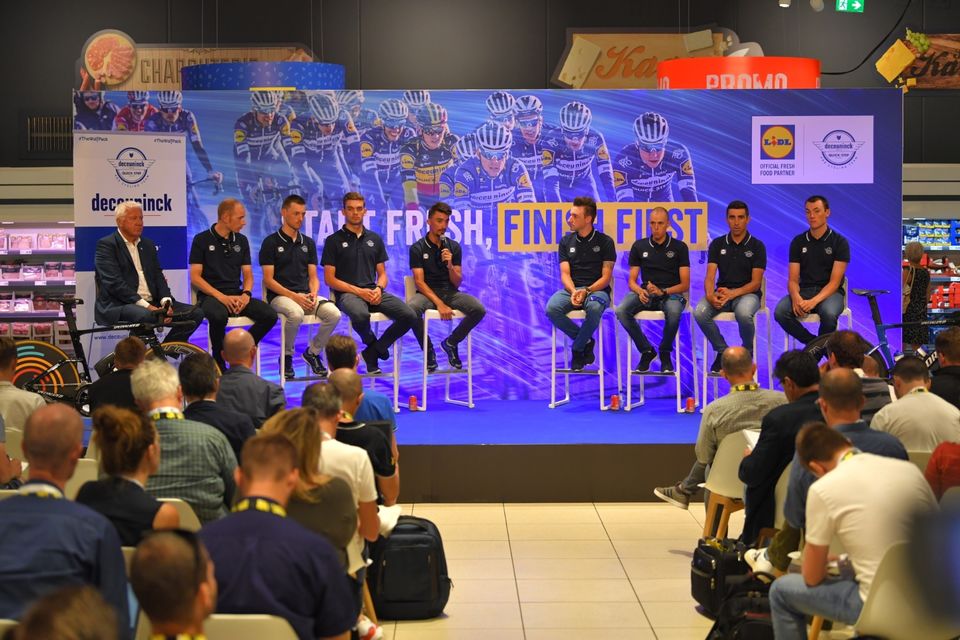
[852,289,890,297]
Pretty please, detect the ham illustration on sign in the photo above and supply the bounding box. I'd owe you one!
[83,30,137,86]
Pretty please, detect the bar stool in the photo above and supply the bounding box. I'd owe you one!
[701,278,774,407]
[781,285,854,351]
[549,284,621,410]
[625,299,699,413]
[403,276,474,411]
[329,290,400,413]
[264,285,329,388]
[191,288,261,374]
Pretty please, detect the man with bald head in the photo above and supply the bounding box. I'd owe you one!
[654,346,785,509]
[0,404,129,631]
[617,206,691,374]
[216,328,285,429]
[328,368,399,506]
[95,200,203,343]
[131,531,218,638]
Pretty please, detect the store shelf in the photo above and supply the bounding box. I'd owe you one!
[0,312,64,321]
[0,279,76,288]
[928,308,960,314]
[0,249,73,257]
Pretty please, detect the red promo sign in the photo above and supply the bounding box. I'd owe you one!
[657,57,820,89]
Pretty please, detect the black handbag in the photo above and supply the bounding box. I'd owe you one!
[691,537,750,617]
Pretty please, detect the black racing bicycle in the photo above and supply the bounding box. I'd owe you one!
[13,297,206,415]
[803,288,960,379]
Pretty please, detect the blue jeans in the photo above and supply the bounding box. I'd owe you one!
[616,292,686,353]
[769,574,863,640]
[545,289,610,352]
[774,287,845,345]
[694,294,761,354]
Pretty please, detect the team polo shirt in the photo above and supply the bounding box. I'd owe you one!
[629,235,690,290]
[409,235,462,293]
[258,229,318,302]
[320,226,388,289]
[708,232,767,292]
[789,227,850,291]
[558,229,617,293]
[189,226,251,295]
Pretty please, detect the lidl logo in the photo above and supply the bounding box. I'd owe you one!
[760,125,795,160]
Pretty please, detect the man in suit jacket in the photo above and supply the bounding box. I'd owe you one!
[179,351,255,461]
[739,350,822,544]
[217,329,285,429]
[87,336,146,413]
[94,201,203,343]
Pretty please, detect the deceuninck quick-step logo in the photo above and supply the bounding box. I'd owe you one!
[812,130,865,167]
[108,147,155,185]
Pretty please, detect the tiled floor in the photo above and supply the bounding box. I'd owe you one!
[376,502,740,640]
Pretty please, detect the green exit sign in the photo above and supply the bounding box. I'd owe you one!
[836,0,864,12]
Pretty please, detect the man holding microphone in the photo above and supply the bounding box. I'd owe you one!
[408,202,486,370]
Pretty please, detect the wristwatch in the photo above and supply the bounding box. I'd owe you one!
[241,290,252,297]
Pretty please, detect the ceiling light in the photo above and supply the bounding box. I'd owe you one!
[810,0,825,10]
[779,0,792,6]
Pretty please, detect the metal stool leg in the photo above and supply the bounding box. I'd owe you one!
[421,316,429,411]
[599,314,605,411]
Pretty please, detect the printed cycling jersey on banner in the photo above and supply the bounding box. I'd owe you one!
[352,108,382,136]
[113,105,157,132]
[511,122,562,202]
[444,156,535,213]
[143,110,203,143]
[542,130,616,203]
[233,111,294,164]
[613,141,697,202]
[359,126,417,208]
[291,116,359,206]
[74,98,120,131]
[400,136,459,207]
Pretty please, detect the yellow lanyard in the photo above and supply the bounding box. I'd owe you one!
[233,497,287,518]
[150,635,207,640]
[148,409,185,421]
[732,383,760,392]
[18,483,63,499]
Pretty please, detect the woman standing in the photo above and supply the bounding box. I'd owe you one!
[903,241,931,354]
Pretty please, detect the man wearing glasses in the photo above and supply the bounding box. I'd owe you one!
[190,198,278,369]
[113,91,157,132]
[400,102,458,211]
[511,95,563,202]
[234,90,297,214]
[543,101,617,203]
[613,112,698,203]
[358,98,416,214]
[144,91,222,190]
[408,202,486,371]
[73,90,119,131]
[290,92,360,213]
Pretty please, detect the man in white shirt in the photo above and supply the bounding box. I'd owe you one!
[0,336,36,484]
[94,200,203,343]
[870,355,960,451]
[768,421,938,640]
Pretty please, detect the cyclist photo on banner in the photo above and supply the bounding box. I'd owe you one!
[542,101,617,204]
[511,95,563,203]
[400,102,459,215]
[613,111,698,202]
[73,90,119,131]
[359,98,417,219]
[113,91,157,132]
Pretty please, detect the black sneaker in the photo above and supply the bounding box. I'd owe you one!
[301,349,328,377]
[440,338,462,369]
[660,350,675,373]
[710,353,724,374]
[361,345,382,374]
[570,349,587,371]
[283,355,296,380]
[634,349,657,373]
[583,338,596,365]
[427,348,438,373]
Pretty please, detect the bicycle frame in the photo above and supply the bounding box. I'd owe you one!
[861,292,957,371]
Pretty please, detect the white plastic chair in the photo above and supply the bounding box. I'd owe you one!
[773,460,793,530]
[625,298,699,413]
[808,542,960,640]
[940,485,960,506]
[701,278,774,406]
[205,614,298,640]
[157,497,202,532]
[84,436,99,461]
[783,284,853,351]
[702,430,751,538]
[264,284,329,388]
[4,427,22,459]
[907,450,932,475]
[64,457,99,500]
[191,288,261,374]
[329,290,400,413]
[403,276,474,411]
[549,282,621,410]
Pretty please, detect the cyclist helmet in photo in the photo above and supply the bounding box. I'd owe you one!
[416,103,448,128]
[127,91,150,105]
[403,90,431,109]
[378,98,408,127]
[476,122,513,154]
[250,90,282,113]
[454,134,479,161]
[336,90,364,108]
[485,91,516,118]
[308,93,340,124]
[559,101,592,133]
[156,91,183,109]
[515,95,543,118]
[635,112,670,147]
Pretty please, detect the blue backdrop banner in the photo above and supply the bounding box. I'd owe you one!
[73,88,902,400]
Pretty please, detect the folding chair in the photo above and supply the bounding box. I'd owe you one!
[64,457,99,500]
[702,430,751,539]
[625,300,699,413]
[206,615,298,640]
[403,276,473,411]
[158,497,202,532]
[191,288,261,374]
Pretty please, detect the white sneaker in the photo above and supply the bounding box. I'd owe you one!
[356,615,383,640]
[745,547,774,574]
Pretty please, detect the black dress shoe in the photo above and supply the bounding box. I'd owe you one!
[659,350,675,373]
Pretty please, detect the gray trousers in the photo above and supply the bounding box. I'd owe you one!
[407,290,486,353]
[270,295,341,356]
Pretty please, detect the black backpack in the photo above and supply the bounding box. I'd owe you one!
[706,572,775,640]
[366,515,452,620]
[691,537,750,617]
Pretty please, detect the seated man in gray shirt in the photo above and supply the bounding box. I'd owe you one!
[216,329,286,429]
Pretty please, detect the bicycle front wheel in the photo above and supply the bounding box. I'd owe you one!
[803,333,890,379]
[13,340,82,395]
[95,341,213,373]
